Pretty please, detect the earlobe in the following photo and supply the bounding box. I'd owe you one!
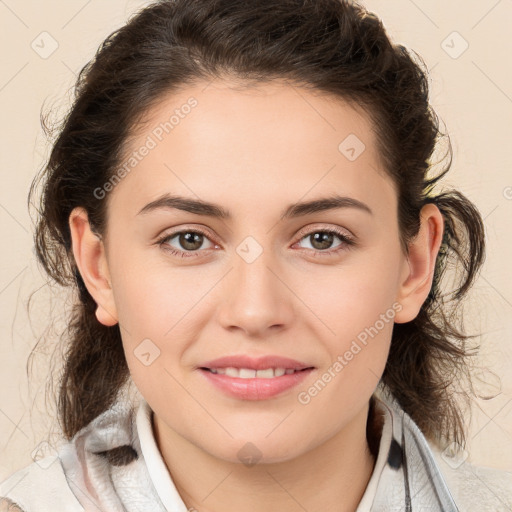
[68,207,118,326]
[394,203,444,324]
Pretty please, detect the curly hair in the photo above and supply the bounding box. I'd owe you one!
[29,0,485,446]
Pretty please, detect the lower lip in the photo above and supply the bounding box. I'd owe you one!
[198,368,315,400]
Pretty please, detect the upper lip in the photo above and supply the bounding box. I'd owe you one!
[198,355,315,371]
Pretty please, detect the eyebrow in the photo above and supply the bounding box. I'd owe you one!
[137,193,373,220]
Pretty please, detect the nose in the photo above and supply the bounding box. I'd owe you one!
[215,246,295,338]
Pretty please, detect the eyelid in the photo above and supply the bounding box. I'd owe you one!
[294,223,355,242]
[157,222,354,242]
[156,224,218,241]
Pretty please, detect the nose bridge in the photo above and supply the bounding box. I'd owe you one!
[216,235,294,335]
[235,240,277,297]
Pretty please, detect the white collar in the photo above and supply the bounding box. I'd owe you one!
[136,399,188,511]
[136,395,398,512]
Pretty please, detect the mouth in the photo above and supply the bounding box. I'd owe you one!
[196,355,316,399]
[199,367,314,379]
[197,365,316,400]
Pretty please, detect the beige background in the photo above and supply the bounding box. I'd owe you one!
[0,0,511,481]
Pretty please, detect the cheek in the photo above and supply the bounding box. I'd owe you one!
[294,270,397,424]
[107,253,213,385]
[302,248,402,337]
[108,246,201,334]
[296,245,402,383]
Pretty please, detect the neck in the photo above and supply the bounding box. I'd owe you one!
[153,400,379,512]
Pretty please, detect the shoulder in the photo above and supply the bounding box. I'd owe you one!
[0,455,84,512]
[431,445,512,512]
[0,397,162,511]
[373,388,512,511]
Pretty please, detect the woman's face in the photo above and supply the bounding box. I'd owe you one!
[89,79,415,463]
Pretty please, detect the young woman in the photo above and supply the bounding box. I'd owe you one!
[1,0,511,510]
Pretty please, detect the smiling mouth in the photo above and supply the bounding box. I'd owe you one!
[200,367,314,379]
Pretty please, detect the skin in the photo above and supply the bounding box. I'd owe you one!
[69,79,444,512]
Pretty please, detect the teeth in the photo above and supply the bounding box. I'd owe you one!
[239,368,256,378]
[256,368,274,378]
[225,367,239,378]
[209,367,300,378]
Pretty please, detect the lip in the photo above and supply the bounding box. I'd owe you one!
[196,354,316,400]
[198,367,315,400]
[198,354,314,371]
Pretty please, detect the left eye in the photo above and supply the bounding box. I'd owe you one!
[294,228,355,254]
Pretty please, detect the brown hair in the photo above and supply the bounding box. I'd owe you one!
[30,0,485,446]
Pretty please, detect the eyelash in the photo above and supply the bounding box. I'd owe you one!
[156,226,356,259]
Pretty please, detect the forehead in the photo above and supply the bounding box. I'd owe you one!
[109,79,395,222]
[136,78,378,157]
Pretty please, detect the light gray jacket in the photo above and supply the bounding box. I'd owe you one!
[1,390,511,511]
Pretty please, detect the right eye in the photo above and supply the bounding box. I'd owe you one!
[156,228,218,258]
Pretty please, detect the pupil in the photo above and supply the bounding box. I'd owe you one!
[181,232,202,250]
[312,232,333,250]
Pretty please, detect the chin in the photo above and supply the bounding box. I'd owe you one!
[204,436,304,466]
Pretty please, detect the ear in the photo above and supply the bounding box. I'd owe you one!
[394,202,444,324]
[69,207,118,326]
